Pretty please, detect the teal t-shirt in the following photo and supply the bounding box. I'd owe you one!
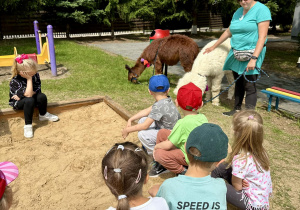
[223,1,272,75]
[168,114,208,164]
[157,175,227,210]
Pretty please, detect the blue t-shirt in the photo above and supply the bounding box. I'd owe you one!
[223,1,272,75]
[156,175,227,210]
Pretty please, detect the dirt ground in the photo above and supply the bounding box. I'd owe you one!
[0,102,173,209]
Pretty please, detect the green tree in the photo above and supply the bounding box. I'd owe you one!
[42,0,105,38]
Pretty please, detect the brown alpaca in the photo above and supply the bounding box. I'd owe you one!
[125,34,199,83]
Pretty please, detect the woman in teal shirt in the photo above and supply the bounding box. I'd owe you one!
[204,0,272,116]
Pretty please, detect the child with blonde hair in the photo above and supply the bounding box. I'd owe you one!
[9,54,59,138]
[102,142,169,210]
[212,110,272,209]
[0,162,19,210]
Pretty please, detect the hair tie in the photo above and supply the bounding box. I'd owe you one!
[114,168,122,173]
[118,195,127,200]
[134,148,142,152]
[135,169,142,184]
[248,115,254,120]
[117,145,124,150]
[15,54,29,64]
[104,166,108,180]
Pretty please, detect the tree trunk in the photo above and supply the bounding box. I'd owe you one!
[191,4,198,34]
[111,21,115,40]
[66,23,70,39]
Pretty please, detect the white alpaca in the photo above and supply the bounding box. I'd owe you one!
[174,39,234,106]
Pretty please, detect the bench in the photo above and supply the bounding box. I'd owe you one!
[260,86,300,112]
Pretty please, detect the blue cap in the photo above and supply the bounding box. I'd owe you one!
[149,75,170,92]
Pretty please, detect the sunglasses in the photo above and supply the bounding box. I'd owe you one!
[238,0,249,2]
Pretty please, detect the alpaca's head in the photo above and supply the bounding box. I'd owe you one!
[125,65,140,83]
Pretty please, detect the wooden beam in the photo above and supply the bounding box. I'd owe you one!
[0,96,133,121]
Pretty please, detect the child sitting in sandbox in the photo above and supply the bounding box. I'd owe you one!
[102,142,169,210]
[9,54,59,138]
[150,82,208,177]
[122,75,181,155]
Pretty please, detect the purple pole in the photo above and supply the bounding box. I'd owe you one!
[33,20,41,54]
[47,25,57,76]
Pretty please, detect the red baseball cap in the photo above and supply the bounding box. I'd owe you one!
[177,82,203,111]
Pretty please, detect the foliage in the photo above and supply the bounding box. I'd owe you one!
[41,0,105,25]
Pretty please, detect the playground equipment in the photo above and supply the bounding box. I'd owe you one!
[261,86,300,112]
[0,20,57,76]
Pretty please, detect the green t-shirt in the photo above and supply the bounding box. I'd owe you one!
[223,1,272,75]
[168,114,208,164]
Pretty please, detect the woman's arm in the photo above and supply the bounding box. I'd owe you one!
[232,175,243,191]
[246,20,270,71]
[203,28,232,54]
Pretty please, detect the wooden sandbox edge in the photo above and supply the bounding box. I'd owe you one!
[0,96,133,121]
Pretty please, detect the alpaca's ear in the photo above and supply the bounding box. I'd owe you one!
[125,65,131,71]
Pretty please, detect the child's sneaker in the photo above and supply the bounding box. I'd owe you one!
[149,161,169,177]
[39,112,59,122]
[24,124,33,138]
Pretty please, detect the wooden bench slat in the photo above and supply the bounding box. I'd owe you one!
[271,86,300,97]
[266,88,300,100]
[261,89,300,112]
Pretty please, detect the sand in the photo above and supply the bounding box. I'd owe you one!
[0,102,170,209]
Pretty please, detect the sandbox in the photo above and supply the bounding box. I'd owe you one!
[0,97,170,209]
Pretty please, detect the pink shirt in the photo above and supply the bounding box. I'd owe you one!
[232,154,272,209]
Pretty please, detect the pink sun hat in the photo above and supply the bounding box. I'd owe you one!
[0,162,19,199]
[0,162,19,185]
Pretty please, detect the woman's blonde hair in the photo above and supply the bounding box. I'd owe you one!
[226,110,270,172]
[0,186,13,210]
[11,57,38,79]
[102,142,149,210]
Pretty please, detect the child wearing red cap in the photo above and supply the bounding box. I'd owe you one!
[149,82,208,177]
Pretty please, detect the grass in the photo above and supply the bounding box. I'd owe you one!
[0,35,300,209]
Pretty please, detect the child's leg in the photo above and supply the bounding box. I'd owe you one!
[35,92,47,115]
[156,129,172,144]
[138,117,158,155]
[226,183,247,209]
[211,162,248,209]
[15,97,35,125]
[155,149,187,174]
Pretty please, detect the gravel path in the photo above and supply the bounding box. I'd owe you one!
[89,37,300,115]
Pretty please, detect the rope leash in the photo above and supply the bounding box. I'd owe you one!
[204,67,269,103]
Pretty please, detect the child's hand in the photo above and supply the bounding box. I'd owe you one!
[242,179,250,188]
[19,71,33,79]
[11,95,20,101]
[122,128,129,139]
[148,184,161,197]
